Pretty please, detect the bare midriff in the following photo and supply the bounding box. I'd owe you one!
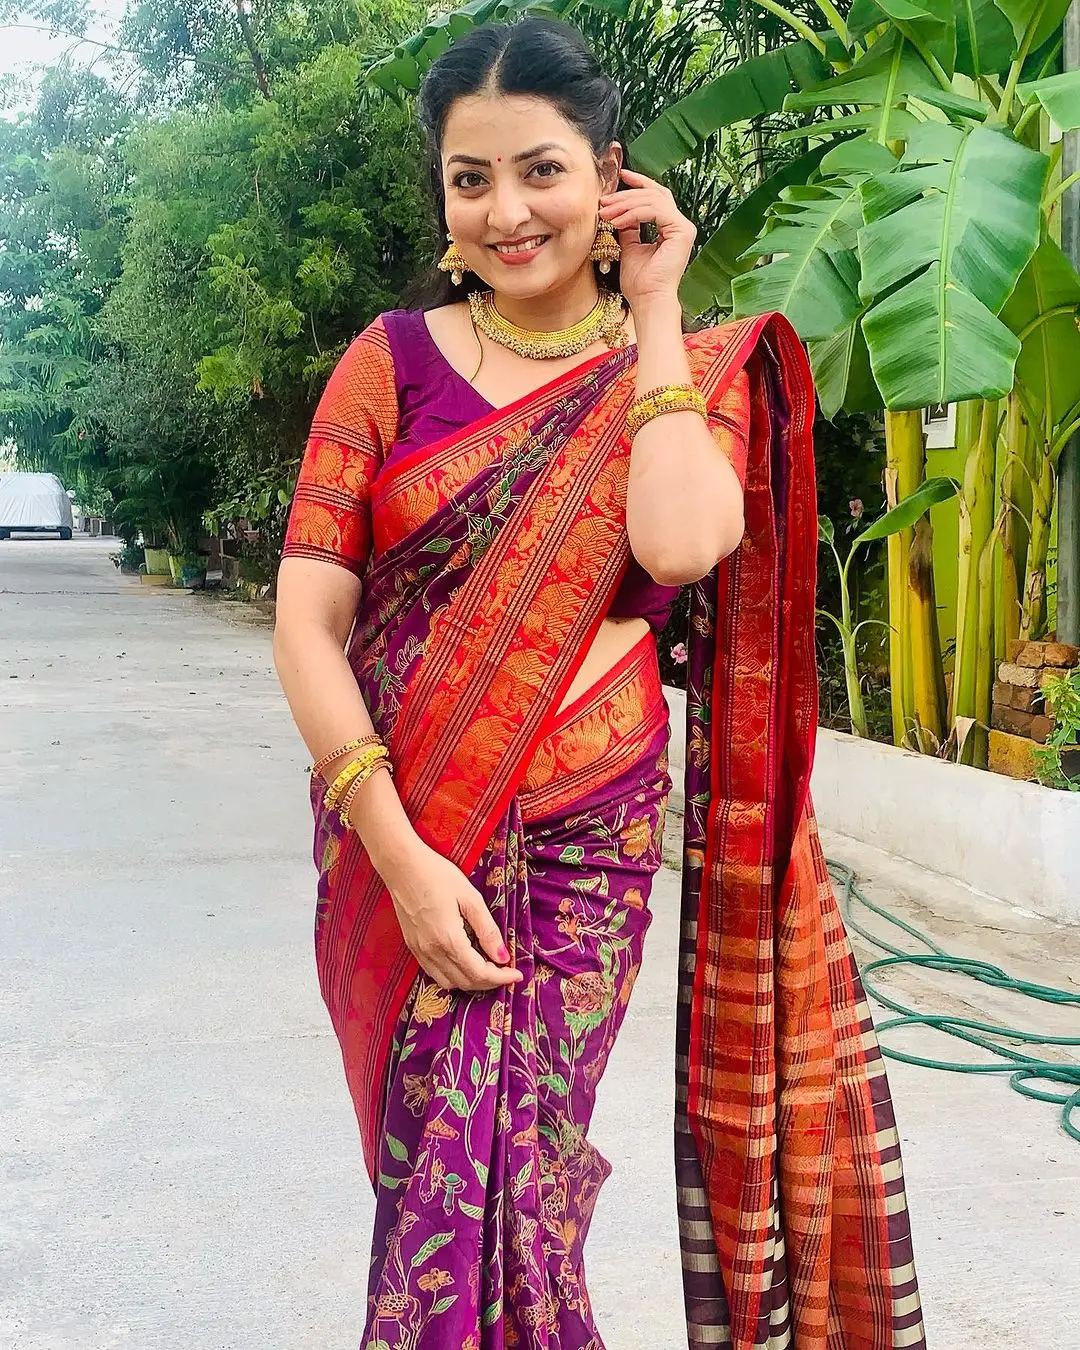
[556,614,651,713]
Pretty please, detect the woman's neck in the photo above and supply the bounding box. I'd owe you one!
[489,270,602,333]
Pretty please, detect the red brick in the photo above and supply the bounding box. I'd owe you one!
[1015,641,1045,668]
[992,706,1033,736]
[1041,666,1071,693]
[997,661,1039,688]
[1010,685,1040,712]
[988,730,1038,780]
[1042,641,1080,668]
[1029,715,1054,745]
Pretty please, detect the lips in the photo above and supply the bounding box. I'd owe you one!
[489,235,550,264]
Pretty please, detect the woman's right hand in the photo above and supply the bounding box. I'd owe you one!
[376,836,523,993]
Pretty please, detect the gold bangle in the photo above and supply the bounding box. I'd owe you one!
[323,746,389,811]
[310,734,382,779]
[626,384,707,439]
[337,757,393,828]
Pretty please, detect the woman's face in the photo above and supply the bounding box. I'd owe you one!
[439,93,620,300]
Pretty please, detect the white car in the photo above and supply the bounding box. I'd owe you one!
[0,472,75,540]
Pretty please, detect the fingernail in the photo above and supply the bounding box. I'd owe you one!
[498,944,510,963]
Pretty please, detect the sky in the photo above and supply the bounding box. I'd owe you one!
[0,1,128,103]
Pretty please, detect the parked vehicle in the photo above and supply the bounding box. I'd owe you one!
[0,473,75,539]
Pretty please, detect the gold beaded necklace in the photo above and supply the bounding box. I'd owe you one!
[468,288,627,361]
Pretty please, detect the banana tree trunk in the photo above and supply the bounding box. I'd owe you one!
[885,410,946,750]
[884,427,911,746]
[951,400,997,754]
[998,392,1034,662]
[1021,444,1055,640]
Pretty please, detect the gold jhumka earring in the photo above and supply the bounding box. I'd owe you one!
[438,234,468,285]
[589,218,621,274]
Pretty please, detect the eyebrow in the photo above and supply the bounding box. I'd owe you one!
[446,142,567,168]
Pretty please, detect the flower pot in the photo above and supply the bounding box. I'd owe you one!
[143,547,170,575]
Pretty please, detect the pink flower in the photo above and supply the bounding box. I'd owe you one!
[670,642,688,665]
[849,498,865,519]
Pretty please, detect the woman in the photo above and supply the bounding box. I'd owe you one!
[274,18,924,1350]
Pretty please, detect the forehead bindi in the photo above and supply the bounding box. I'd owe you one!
[442,94,589,166]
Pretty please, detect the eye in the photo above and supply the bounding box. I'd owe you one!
[452,171,487,190]
[528,161,564,181]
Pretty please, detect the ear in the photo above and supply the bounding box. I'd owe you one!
[598,141,624,195]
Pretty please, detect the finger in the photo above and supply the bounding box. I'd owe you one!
[600,200,680,229]
[598,190,663,214]
[460,891,512,966]
[619,167,661,188]
[420,962,457,992]
[451,940,523,990]
[600,204,659,230]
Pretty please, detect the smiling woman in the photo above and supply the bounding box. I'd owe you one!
[272,16,925,1350]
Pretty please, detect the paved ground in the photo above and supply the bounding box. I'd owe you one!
[1,535,1078,1350]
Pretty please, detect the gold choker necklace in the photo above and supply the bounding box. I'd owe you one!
[468,289,627,360]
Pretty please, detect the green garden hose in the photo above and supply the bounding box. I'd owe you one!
[828,860,1080,1143]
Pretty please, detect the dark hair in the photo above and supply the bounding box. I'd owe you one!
[403,18,627,309]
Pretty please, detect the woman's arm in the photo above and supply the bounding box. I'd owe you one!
[274,557,520,992]
[625,299,746,585]
[273,557,416,873]
[600,169,746,586]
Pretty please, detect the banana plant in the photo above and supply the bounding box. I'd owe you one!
[372,0,1080,764]
[819,475,960,738]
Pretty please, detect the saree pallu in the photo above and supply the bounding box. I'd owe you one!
[301,316,925,1350]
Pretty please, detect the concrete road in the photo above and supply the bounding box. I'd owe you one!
[1,536,1078,1350]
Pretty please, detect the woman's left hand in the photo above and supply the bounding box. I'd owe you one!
[599,168,696,310]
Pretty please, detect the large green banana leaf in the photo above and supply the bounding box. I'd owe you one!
[628,43,828,179]
[994,0,1072,57]
[367,0,629,94]
[1000,236,1080,443]
[851,0,958,78]
[857,122,1048,407]
[954,0,1016,78]
[784,29,944,113]
[679,146,830,314]
[809,319,879,418]
[731,179,866,339]
[1017,70,1080,132]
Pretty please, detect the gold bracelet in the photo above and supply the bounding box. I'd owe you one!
[337,756,393,828]
[626,383,707,439]
[322,746,389,811]
[310,734,382,779]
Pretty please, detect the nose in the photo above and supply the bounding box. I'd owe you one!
[486,179,531,238]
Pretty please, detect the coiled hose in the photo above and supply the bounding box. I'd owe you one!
[829,859,1080,1142]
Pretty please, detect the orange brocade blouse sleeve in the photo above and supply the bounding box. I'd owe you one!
[281,317,400,577]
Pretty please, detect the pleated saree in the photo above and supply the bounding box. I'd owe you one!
[281,309,925,1350]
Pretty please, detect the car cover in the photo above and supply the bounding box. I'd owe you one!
[0,473,75,529]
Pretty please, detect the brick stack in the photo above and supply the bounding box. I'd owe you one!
[989,638,1080,779]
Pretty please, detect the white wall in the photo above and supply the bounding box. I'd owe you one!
[663,687,1080,925]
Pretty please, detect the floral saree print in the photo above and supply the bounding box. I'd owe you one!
[281,311,925,1350]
